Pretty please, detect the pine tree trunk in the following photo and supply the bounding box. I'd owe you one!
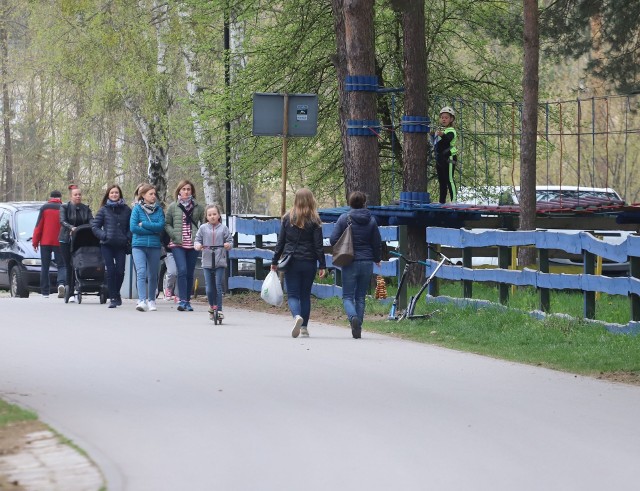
[343,0,380,205]
[331,0,353,205]
[519,0,539,267]
[400,0,428,283]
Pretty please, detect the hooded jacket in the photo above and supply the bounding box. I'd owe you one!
[194,222,233,269]
[329,208,382,263]
[33,198,63,247]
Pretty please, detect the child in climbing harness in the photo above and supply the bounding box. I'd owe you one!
[433,106,458,204]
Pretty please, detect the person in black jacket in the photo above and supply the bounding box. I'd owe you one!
[59,184,93,302]
[329,191,382,339]
[92,185,132,308]
[271,188,326,338]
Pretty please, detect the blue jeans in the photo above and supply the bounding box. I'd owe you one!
[172,247,198,302]
[284,258,317,327]
[101,245,127,300]
[132,247,161,301]
[341,260,373,323]
[203,267,225,310]
[39,245,65,295]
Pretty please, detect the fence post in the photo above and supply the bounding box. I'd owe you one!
[398,225,408,308]
[462,247,472,298]
[231,232,239,277]
[631,255,640,321]
[255,234,265,280]
[583,250,596,319]
[498,246,510,305]
[538,248,550,312]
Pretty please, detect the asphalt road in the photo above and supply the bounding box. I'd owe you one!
[1,295,640,491]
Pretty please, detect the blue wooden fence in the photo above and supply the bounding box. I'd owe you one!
[425,227,640,332]
[425,227,640,296]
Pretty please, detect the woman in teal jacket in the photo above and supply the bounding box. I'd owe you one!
[130,184,165,312]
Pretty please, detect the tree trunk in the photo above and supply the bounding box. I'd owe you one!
[0,0,13,201]
[343,0,380,205]
[399,0,428,283]
[519,0,539,267]
[178,3,217,206]
[331,0,353,205]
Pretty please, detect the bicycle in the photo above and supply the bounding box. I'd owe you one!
[388,246,453,321]
[200,245,227,325]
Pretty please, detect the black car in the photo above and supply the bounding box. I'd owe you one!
[0,201,59,297]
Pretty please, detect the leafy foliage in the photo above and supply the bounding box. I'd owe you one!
[541,0,640,93]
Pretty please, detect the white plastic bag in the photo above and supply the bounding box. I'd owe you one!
[261,270,284,307]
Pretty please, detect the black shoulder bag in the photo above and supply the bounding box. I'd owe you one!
[277,225,301,272]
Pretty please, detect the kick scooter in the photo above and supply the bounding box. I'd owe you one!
[388,246,453,321]
[201,245,226,325]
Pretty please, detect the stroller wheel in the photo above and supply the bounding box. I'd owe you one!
[77,292,82,304]
[99,287,108,304]
[64,286,70,304]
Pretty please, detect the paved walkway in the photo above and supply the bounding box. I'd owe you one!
[2,295,640,491]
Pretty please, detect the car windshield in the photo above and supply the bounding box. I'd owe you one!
[535,190,619,201]
[15,209,39,241]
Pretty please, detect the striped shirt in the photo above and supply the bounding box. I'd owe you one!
[181,214,193,248]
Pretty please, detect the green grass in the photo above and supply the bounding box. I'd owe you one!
[0,398,37,427]
[313,280,640,377]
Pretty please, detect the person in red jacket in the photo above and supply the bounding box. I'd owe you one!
[32,190,66,297]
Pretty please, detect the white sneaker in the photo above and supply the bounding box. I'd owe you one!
[148,301,157,311]
[300,327,309,337]
[69,295,76,303]
[136,300,148,312]
[57,285,65,298]
[292,315,303,338]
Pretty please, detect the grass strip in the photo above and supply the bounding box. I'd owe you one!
[0,398,37,427]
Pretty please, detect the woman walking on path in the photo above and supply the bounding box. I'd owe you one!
[92,185,132,308]
[59,184,93,302]
[130,184,165,312]
[330,191,382,339]
[194,204,232,320]
[164,180,204,312]
[271,188,326,338]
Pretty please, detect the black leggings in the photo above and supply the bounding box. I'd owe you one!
[436,158,457,204]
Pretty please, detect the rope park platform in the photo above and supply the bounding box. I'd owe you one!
[318,192,640,231]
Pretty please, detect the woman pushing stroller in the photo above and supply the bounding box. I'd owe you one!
[59,184,93,302]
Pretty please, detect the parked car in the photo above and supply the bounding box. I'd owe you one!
[0,202,59,297]
[457,184,623,206]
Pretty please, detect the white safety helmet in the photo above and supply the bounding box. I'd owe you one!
[439,106,455,118]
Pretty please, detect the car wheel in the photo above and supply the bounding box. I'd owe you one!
[10,266,30,298]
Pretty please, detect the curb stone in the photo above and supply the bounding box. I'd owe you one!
[0,429,104,491]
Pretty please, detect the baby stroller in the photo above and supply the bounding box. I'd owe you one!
[65,224,108,304]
